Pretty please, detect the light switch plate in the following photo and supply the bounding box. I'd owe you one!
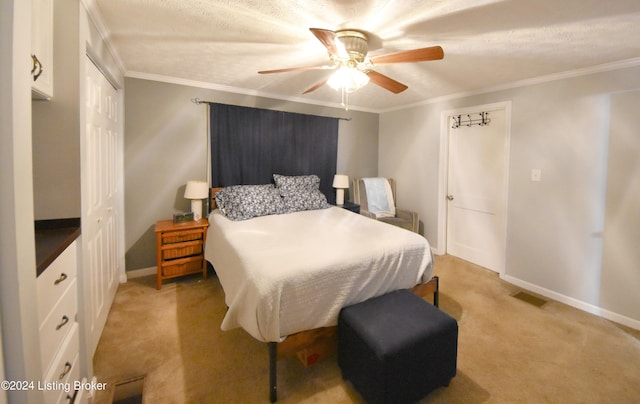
[531,169,542,181]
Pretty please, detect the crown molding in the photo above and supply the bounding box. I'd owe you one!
[380,57,640,113]
[80,0,126,75]
[125,56,640,115]
[125,71,381,114]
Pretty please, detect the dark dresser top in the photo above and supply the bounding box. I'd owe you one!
[35,218,81,277]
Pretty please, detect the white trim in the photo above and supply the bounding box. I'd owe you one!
[125,71,380,114]
[80,0,126,75]
[438,101,511,275]
[125,266,156,279]
[436,114,449,256]
[502,274,640,331]
[381,57,640,113]
[85,46,121,90]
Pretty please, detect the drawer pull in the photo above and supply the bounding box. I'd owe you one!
[59,362,72,380]
[54,273,68,285]
[56,315,69,330]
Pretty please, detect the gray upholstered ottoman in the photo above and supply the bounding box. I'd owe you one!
[338,289,458,404]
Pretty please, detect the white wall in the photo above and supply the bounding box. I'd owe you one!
[379,64,640,328]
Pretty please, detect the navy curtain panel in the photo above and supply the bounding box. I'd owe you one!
[209,103,339,203]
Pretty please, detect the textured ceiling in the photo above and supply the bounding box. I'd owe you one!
[94,0,640,112]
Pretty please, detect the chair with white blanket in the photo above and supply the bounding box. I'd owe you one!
[352,178,419,233]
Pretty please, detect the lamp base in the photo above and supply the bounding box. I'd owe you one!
[191,199,203,221]
[336,189,345,206]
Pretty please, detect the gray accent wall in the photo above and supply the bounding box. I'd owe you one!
[32,0,81,220]
[602,90,640,322]
[379,65,640,327]
[124,78,379,271]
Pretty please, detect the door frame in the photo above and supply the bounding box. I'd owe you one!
[436,101,512,275]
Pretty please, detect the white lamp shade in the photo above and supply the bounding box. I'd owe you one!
[184,181,209,199]
[332,174,349,189]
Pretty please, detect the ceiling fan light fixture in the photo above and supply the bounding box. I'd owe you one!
[259,27,443,98]
[327,66,370,93]
[335,30,368,62]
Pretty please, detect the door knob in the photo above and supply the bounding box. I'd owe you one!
[447,195,454,201]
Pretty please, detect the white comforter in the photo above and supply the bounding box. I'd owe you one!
[205,206,433,342]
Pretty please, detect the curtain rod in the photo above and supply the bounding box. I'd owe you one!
[191,98,352,121]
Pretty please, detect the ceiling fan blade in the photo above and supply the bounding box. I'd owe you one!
[309,28,342,57]
[371,46,444,65]
[302,77,329,94]
[258,65,330,74]
[366,70,408,94]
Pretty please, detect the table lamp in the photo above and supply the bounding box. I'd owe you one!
[333,174,349,206]
[184,180,208,220]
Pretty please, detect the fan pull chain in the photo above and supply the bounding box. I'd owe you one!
[340,87,350,111]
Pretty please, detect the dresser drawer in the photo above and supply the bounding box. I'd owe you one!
[37,241,77,324]
[39,279,78,372]
[43,323,80,404]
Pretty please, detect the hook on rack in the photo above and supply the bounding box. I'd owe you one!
[451,111,491,129]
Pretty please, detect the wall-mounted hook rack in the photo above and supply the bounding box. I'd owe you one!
[451,111,491,129]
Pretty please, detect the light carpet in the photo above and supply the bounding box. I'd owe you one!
[93,255,640,403]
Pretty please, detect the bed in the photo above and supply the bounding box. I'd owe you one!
[204,177,438,402]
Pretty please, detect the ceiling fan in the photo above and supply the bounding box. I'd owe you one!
[258,28,444,95]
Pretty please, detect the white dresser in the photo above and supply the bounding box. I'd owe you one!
[36,240,86,403]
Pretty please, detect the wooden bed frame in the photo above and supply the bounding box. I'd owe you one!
[267,276,439,402]
[208,188,439,402]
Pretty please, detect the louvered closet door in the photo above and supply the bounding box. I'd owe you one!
[82,57,120,358]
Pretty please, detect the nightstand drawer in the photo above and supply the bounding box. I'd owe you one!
[162,240,203,260]
[162,256,203,277]
[162,229,203,244]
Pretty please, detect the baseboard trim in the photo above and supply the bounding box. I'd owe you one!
[126,267,156,279]
[502,274,640,331]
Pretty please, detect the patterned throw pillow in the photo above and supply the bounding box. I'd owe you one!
[273,174,320,193]
[273,174,330,213]
[215,184,286,221]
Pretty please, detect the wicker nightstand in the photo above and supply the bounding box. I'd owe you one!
[154,219,209,289]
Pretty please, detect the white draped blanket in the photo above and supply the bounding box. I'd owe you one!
[362,177,396,218]
[205,206,433,342]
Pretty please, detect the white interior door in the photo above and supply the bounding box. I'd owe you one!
[446,107,509,272]
[81,57,121,358]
